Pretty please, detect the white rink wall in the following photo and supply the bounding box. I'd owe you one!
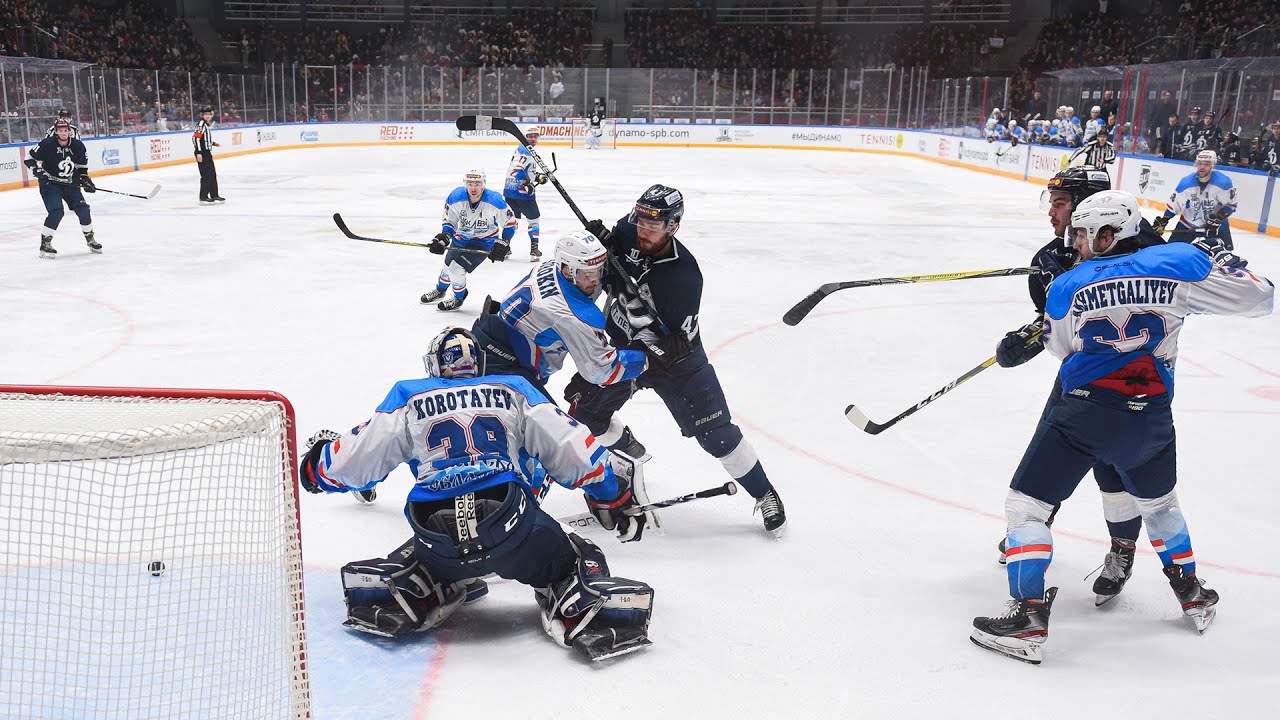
[3,120,1279,236]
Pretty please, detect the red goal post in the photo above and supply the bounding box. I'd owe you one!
[0,384,311,719]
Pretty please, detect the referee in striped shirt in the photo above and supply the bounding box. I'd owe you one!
[1070,127,1117,174]
[192,105,224,205]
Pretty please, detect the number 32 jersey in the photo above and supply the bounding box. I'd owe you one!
[309,374,618,503]
[1044,242,1273,397]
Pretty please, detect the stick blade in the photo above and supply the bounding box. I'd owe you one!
[454,116,477,132]
[782,289,828,326]
[844,404,886,435]
[145,184,161,199]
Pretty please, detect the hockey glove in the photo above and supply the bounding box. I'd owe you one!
[488,240,511,262]
[1192,237,1247,269]
[585,452,655,543]
[299,429,342,494]
[78,173,96,193]
[1205,210,1227,238]
[564,372,607,414]
[995,317,1046,369]
[584,219,612,246]
[632,332,694,370]
[428,232,451,255]
[1151,215,1170,233]
[533,172,548,186]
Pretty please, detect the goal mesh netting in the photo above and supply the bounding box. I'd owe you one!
[0,385,311,720]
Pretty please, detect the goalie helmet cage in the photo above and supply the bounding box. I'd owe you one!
[0,384,312,720]
[569,117,619,149]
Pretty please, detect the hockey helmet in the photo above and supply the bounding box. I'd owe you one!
[1205,109,1216,119]
[526,128,541,138]
[1070,191,1142,257]
[629,184,684,229]
[1190,106,1202,114]
[463,168,487,186]
[423,327,484,379]
[52,119,71,130]
[555,229,608,297]
[56,108,71,119]
[200,105,213,114]
[1042,165,1111,210]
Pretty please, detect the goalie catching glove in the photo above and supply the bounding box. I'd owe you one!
[585,450,661,542]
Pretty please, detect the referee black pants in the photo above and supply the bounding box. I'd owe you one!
[197,153,219,201]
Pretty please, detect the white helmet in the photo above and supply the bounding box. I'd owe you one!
[463,168,486,185]
[1009,119,1018,128]
[1070,190,1142,256]
[1196,149,1218,167]
[555,229,608,294]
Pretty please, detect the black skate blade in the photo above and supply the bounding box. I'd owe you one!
[572,627,652,662]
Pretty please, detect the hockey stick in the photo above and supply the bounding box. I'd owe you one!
[456,116,668,324]
[845,328,1042,435]
[558,481,739,529]
[332,213,489,255]
[783,267,1036,326]
[95,184,161,200]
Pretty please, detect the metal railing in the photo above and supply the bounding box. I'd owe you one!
[3,56,1278,164]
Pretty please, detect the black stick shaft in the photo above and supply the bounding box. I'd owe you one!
[557,482,738,527]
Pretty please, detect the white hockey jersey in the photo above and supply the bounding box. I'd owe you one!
[1044,242,1273,396]
[492,260,648,385]
[309,374,618,503]
[1161,169,1238,230]
[442,186,517,251]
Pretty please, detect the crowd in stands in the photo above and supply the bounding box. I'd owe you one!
[4,0,1279,154]
[2,0,206,70]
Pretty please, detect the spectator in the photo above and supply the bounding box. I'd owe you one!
[1027,89,1048,121]
[1147,90,1178,141]
[1100,89,1118,122]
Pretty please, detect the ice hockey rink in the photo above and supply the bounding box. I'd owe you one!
[1,137,1277,719]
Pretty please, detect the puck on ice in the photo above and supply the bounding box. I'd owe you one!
[148,560,166,577]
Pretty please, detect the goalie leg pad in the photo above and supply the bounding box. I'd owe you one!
[340,538,467,637]
[536,533,653,649]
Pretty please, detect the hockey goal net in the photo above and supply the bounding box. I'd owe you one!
[0,385,310,719]
[568,117,619,149]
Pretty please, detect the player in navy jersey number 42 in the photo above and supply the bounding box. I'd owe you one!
[575,184,788,538]
[971,191,1273,665]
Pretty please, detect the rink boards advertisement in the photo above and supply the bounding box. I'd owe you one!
[2,121,1277,235]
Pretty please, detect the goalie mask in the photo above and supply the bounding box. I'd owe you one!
[424,327,484,379]
[555,229,608,299]
[1069,190,1142,259]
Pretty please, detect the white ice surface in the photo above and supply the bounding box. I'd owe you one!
[2,141,1278,719]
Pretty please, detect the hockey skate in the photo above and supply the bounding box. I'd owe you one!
[753,487,787,539]
[437,290,468,312]
[39,235,56,259]
[970,587,1057,665]
[1092,537,1136,606]
[1163,565,1218,634]
[530,242,542,262]
[212,196,227,203]
[84,231,102,254]
[420,288,446,305]
[609,426,651,463]
[199,198,216,206]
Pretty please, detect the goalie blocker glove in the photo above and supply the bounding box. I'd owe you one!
[584,450,661,542]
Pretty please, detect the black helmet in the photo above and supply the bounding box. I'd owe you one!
[629,184,685,228]
[200,105,213,114]
[1044,165,1111,208]
[56,108,71,119]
